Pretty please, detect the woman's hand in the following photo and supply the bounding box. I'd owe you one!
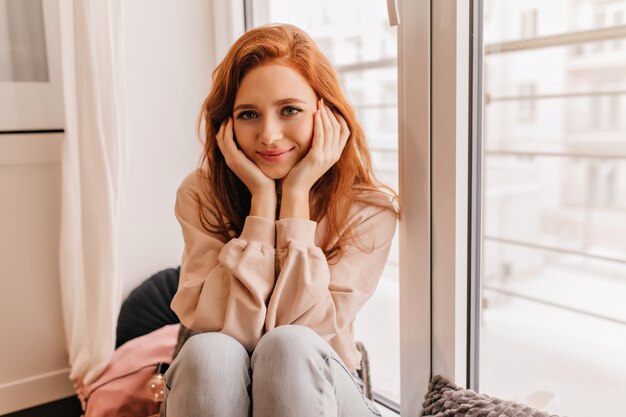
[282,99,350,194]
[216,117,275,196]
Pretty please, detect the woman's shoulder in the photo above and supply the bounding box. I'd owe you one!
[175,169,220,219]
[175,169,231,237]
[176,169,200,211]
[177,169,214,203]
[177,169,202,195]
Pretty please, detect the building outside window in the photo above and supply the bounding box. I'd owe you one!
[480,1,626,415]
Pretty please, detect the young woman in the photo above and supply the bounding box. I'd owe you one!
[164,23,399,417]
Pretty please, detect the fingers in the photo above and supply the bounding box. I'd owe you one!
[319,100,334,154]
[215,119,227,158]
[222,118,239,156]
[216,118,236,162]
[319,100,350,160]
[312,105,324,152]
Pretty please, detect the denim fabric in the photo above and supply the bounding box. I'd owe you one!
[163,325,381,417]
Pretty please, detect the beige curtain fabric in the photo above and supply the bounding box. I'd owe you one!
[58,0,128,384]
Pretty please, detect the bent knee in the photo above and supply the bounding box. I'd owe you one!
[254,325,326,359]
[178,331,248,366]
[166,332,250,394]
[251,325,334,383]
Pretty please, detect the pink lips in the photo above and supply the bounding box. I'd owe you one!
[258,148,293,162]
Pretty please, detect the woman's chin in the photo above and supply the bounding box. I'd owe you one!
[261,167,291,180]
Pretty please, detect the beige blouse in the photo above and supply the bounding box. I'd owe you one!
[171,170,397,370]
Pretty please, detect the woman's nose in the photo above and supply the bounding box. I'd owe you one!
[259,115,282,144]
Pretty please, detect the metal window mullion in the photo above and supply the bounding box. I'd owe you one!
[490,90,626,102]
[484,235,626,265]
[468,0,483,393]
[243,0,253,31]
[335,58,397,73]
[482,286,626,326]
[431,0,471,387]
[485,25,626,54]
[485,150,626,160]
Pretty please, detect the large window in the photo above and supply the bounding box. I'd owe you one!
[226,1,626,415]
[478,1,626,415]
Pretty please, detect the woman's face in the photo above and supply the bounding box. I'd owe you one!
[232,64,318,180]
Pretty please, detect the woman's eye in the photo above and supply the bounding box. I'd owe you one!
[282,106,301,116]
[236,111,257,120]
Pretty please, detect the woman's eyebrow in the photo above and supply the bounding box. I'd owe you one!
[273,98,307,106]
[233,98,307,112]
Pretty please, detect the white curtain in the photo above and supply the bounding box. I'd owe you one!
[58,0,128,385]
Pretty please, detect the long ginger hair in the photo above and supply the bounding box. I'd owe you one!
[196,24,399,262]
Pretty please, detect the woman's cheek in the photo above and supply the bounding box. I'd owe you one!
[294,115,315,148]
[232,124,252,155]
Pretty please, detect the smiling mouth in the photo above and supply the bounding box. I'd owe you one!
[258,148,294,162]
[258,148,293,156]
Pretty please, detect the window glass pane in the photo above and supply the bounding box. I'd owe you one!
[250,0,400,406]
[0,0,49,82]
[480,1,626,416]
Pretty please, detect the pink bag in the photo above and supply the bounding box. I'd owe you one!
[74,324,180,417]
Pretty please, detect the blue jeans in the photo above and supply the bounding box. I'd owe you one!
[163,325,382,417]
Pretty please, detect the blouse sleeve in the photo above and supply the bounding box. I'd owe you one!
[265,196,397,341]
[170,172,276,351]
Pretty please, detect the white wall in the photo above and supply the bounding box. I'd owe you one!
[0,134,72,414]
[120,0,215,297]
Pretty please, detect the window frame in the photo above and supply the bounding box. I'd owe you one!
[428,0,473,390]
[0,0,65,131]
[397,0,433,414]
[399,1,477,412]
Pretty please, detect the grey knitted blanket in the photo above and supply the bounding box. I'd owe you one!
[421,375,563,417]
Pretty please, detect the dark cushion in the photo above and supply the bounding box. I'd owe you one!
[116,266,181,348]
[421,375,561,417]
